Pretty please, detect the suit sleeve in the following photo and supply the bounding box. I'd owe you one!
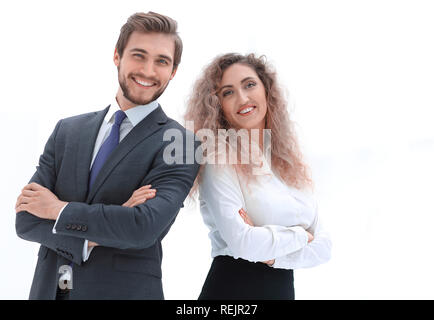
[15,120,86,265]
[53,136,201,250]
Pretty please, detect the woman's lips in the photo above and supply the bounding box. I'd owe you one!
[237,104,256,116]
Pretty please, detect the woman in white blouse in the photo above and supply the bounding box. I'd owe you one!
[184,53,332,300]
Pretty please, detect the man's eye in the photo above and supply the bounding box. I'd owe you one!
[158,59,168,65]
[133,54,144,59]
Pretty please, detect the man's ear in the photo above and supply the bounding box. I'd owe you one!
[113,48,120,67]
[170,66,178,80]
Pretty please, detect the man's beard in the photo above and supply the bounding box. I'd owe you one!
[118,72,169,106]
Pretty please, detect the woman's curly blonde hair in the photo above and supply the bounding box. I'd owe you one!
[184,53,313,197]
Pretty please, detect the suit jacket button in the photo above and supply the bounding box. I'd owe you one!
[82,225,88,232]
[71,224,77,230]
[66,224,71,230]
[76,225,82,231]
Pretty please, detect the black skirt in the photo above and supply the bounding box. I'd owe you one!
[198,255,294,300]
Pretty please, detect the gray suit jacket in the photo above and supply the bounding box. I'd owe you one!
[15,105,200,299]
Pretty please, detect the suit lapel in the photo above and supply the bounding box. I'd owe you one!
[86,105,168,203]
[75,106,110,201]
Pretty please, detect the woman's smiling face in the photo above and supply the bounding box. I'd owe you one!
[217,63,268,130]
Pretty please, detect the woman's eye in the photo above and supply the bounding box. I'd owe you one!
[222,90,233,97]
[246,81,256,89]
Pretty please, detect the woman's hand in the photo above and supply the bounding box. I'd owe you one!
[238,208,254,227]
[238,208,314,265]
[306,231,314,243]
[238,208,275,266]
[122,185,157,207]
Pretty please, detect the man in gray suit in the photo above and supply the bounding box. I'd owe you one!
[15,12,200,299]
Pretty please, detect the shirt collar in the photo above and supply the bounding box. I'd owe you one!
[105,98,160,127]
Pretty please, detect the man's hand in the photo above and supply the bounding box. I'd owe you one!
[15,182,67,220]
[88,241,99,249]
[122,185,156,207]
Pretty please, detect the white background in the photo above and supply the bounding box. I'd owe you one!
[1,0,433,299]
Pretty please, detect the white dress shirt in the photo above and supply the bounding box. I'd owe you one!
[199,156,332,270]
[53,98,159,262]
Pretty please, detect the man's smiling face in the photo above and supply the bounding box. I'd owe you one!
[114,31,177,109]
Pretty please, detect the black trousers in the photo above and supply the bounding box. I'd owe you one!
[198,255,294,300]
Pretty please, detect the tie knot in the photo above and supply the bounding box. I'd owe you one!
[114,110,127,126]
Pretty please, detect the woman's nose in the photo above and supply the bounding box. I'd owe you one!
[237,90,249,106]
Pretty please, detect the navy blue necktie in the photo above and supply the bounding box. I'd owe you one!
[89,110,127,189]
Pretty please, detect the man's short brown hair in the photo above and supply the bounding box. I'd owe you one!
[115,12,183,68]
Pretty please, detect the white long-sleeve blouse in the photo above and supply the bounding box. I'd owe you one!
[198,160,332,270]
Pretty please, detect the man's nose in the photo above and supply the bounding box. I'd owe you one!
[141,61,157,78]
